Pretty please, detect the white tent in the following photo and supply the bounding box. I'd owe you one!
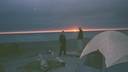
[80,31,128,67]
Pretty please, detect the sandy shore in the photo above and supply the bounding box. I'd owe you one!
[0,38,90,72]
[0,31,128,72]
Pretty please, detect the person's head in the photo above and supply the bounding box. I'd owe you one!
[61,30,65,34]
[79,27,82,31]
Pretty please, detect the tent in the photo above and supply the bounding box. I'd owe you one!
[80,31,128,68]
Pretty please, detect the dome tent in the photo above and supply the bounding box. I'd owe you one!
[80,31,128,68]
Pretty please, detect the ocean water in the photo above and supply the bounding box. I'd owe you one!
[0,31,101,43]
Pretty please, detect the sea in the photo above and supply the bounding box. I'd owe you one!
[0,30,127,43]
[0,31,101,43]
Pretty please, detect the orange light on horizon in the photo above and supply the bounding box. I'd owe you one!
[0,28,128,35]
[64,28,79,32]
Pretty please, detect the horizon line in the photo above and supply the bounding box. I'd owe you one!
[0,28,128,35]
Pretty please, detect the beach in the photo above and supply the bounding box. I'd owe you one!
[0,38,91,72]
[0,31,128,72]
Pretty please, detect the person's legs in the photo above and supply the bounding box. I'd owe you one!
[63,47,66,55]
[59,48,62,56]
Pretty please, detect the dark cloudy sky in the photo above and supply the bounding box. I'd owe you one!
[0,0,128,32]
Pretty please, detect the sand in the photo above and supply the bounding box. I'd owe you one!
[0,38,91,72]
[0,33,128,72]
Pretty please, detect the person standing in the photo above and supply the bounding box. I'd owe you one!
[59,31,67,56]
[77,27,84,40]
[77,27,84,51]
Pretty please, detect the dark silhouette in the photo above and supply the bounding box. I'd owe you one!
[84,50,106,69]
[77,27,84,50]
[77,27,84,40]
[59,31,66,56]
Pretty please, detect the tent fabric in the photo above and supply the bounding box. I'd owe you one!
[80,31,128,67]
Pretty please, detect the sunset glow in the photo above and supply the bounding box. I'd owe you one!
[0,28,128,35]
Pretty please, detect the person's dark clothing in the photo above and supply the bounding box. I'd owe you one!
[59,34,66,56]
[77,29,84,40]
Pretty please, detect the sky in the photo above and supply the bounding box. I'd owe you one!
[0,0,128,32]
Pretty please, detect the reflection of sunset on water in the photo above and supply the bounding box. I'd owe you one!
[0,28,128,35]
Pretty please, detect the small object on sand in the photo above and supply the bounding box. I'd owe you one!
[48,49,52,54]
[37,53,43,61]
[40,59,47,66]
[56,57,64,63]
[48,49,54,55]
[37,53,47,66]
